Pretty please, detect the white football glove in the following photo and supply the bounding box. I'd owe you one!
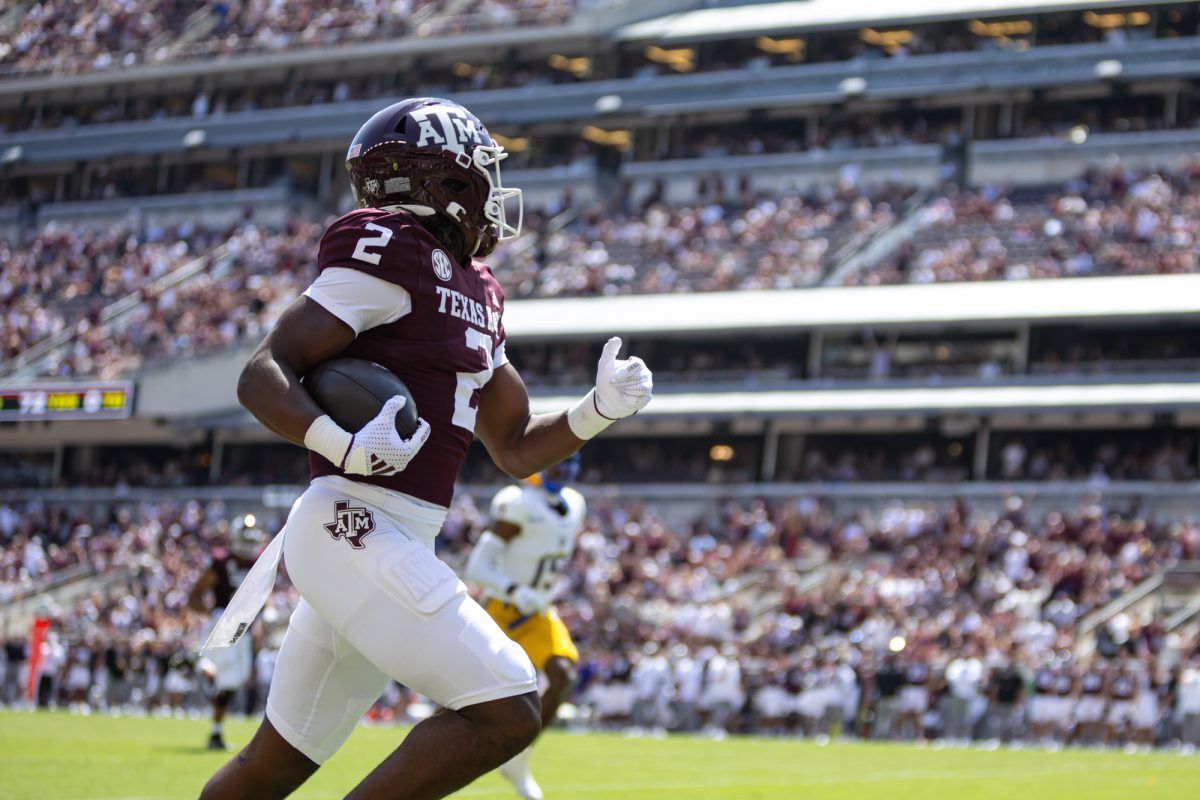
[511,585,550,616]
[567,336,653,440]
[343,396,430,476]
[305,396,430,477]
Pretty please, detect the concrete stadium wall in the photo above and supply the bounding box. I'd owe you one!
[622,145,944,202]
[969,129,1200,186]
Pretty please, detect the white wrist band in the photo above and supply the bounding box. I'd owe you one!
[566,389,616,440]
[304,414,353,467]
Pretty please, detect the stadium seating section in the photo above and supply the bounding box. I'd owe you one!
[5,164,1200,378]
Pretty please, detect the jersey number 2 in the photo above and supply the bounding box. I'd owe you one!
[453,328,494,431]
[352,223,394,266]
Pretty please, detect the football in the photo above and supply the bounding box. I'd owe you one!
[303,358,419,438]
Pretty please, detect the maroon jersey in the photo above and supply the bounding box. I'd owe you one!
[309,208,506,506]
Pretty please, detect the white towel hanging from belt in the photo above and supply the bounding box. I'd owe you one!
[200,522,287,653]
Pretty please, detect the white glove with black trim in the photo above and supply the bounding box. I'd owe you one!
[511,585,550,616]
[567,337,653,440]
[305,396,430,477]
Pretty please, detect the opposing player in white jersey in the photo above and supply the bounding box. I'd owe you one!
[190,515,267,750]
[465,454,585,800]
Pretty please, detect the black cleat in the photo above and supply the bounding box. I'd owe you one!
[207,732,228,751]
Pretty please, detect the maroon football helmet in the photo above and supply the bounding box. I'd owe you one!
[345,97,522,260]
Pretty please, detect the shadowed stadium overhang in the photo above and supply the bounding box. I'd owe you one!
[619,0,1193,43]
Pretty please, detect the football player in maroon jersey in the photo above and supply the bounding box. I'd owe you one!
[199,98,653,800]
[189,516,267,751]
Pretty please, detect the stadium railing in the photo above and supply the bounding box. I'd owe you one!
[0,186,302,237]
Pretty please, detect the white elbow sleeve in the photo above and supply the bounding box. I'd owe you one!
[465,531,514,598]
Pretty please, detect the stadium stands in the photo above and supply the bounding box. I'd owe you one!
[8,161,1200,378]
[848,165,1200,285]
[0,220,226,367]
[0,0,579,77]
[4,492,1198,748]
[495,184,912,297]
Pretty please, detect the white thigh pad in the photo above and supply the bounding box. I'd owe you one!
[374,539,466,618]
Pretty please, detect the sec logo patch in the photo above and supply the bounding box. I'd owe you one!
[432,249,453,281]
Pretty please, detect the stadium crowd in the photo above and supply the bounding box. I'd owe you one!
[494,183,911,297]
[849,164,1200,285]
[7,217,322,378]
[3,490,1200,750]
[0,0,576,77]
[5,162,1200,379]
[3,185,908,374]
[0,219,227,367]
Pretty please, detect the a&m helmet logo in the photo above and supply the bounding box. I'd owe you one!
[432,249,453,281]
[409,104,486,157]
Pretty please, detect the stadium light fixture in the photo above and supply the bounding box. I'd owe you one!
[594,94,622,114]
[709,444,735,462]
[492,133,529,154]
[755,36,805,62]
[1084,10,1151,29]
[644,45,695,73]
[968,19,1033,38]
[182,129,207,149]
[859,28,912,55]
[582,126,631,150]
[839,77,867,97]
[548,54,591,78]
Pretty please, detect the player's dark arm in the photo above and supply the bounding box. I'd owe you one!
[492,520,521,542]
[236,297,356,445]
[478,336,652,478]
[187,568,217,613]
[475,363,584,479]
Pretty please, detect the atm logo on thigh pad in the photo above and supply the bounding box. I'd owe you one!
[324,500,377,549]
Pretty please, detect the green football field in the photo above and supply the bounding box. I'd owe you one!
[1,711,1197,799]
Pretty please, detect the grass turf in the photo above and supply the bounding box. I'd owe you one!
[0,710,1197,799]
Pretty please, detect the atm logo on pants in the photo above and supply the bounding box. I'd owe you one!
[324,500,376,549]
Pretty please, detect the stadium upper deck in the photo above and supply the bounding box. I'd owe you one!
[0,0,587,78]
[0,0,1196,194]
